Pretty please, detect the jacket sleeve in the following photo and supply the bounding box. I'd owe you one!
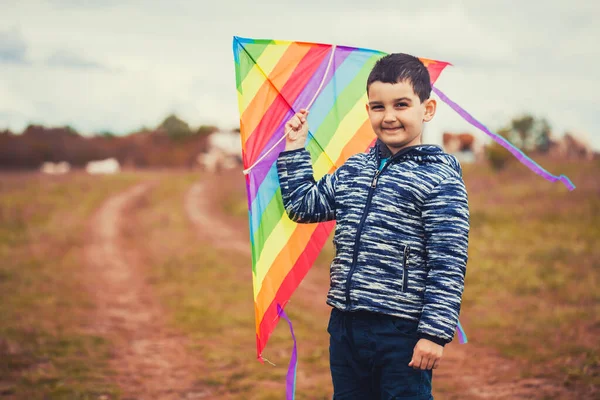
[276,148,338,223]
[418,175,470,346]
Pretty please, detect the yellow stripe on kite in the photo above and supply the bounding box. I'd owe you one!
[313,95,369,174]
[240,44,312,153]
[252,162,337,325]
[238,43,291,118]
[253,223,320,321]
[252,213,297,298]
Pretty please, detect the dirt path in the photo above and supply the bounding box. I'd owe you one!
[184,180,326,303]
[185,173,571,399]
[85,183,209,399]
[184,181,250,255]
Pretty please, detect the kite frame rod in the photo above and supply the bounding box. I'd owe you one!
[242,45,338,175]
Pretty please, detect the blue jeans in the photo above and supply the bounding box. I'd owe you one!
[328,308,433,399]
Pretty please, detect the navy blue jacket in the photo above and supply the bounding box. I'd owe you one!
[276,142,470,345]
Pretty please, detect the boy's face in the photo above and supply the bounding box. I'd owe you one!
[366,80,436,154]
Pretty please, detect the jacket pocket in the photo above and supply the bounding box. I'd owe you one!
[401,245,410,292]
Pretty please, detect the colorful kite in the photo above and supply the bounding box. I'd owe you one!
[232,35,574,397]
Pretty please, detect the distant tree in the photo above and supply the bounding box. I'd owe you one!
[98,130,116,138]
[158,114,192,138]
[509,115,534,149]
[485,127,513,171]
[197,125,219,135]
[64,125,80,136]
[134,125,150,134]
[485,114,553,171]
[503,114,552,152]
[534,118,552,152]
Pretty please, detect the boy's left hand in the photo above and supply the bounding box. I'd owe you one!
[408,339,443,370]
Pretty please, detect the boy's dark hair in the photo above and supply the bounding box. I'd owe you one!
[366,53,431,102]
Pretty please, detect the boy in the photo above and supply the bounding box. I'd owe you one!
[276,53,470,399]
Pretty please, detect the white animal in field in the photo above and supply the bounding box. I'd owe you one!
[40,161,71,175]
[85,158,120,174]
[198,131,242,172]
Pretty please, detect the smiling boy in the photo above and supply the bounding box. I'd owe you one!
[276,53,470,399]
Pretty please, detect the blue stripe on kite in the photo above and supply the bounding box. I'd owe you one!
[249,163,279,247]
[247,47,385,262]
[247,44,337,204]
[233,37,241,65]
[233,36,258,65]
[305,48,382,151]
[248,50,366,253]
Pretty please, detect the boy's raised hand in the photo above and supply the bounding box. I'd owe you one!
[284,109,309,151]
[409,339,443,370]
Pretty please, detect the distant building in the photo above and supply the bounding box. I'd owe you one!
[86,158,121,174]
[40,161,71,175]
[197,130,242,172]
[442,132,484,163]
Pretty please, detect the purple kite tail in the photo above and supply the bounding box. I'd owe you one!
[432,87,576,191]
[277,304,298,400]
[456,319,468,344]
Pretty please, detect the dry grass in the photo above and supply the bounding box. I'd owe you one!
[126,172,333,399]
[1,156,597,399]
[217,157,600,397]
[460,158,599,393]
[0,171,146,399]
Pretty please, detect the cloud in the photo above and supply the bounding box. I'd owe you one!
[47,0,123,8]
[0,27,111,71]
[0,0,598,150]
[45,49,111,70]
[0,28,28,64]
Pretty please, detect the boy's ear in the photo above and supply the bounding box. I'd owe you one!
[423,98,437,122]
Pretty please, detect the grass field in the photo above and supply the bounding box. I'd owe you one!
[0,157,598,399]
[0,172,145,398]
[214,157,600,397]
[459,158,599,390]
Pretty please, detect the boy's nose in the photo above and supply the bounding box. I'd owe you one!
[383,112,397,122]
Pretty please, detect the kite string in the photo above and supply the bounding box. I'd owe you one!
[242,45,337,176]
[431,86,576,191]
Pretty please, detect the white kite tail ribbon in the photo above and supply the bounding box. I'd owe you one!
[242,45,337,176]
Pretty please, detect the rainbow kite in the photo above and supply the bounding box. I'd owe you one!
[232,35,574,397]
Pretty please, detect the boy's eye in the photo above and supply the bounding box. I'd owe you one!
[372,105,384,110]
[396,103,408,108]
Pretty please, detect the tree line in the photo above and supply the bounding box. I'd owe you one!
[0,112,590,171]
[0,115,227,170]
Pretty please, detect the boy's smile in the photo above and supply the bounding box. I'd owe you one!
[366,80,436,154]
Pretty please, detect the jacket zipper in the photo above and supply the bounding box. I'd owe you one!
[343,144,421,308]
[344,169,378,307]
[402,245,411,292]
[344,152,394,308]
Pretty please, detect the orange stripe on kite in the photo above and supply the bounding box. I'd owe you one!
[256,221,335,358]
[243,45,330,167]
[334,118,375,165]
[254,222,319,321]
[240,43,310,149]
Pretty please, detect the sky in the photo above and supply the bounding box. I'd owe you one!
[1,0,599,150]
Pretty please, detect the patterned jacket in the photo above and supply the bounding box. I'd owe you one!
[276,142,470,345]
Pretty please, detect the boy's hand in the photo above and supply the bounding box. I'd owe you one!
[408,339,443,370]
[284,109,309,151]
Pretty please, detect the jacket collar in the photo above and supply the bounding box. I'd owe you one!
[377,140,394,159]
[373,139,424,163]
